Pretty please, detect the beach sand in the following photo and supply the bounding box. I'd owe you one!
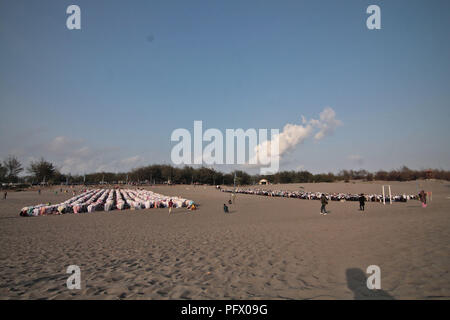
[0,180,449,299]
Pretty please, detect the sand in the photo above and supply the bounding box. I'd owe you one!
[0,180,449,300]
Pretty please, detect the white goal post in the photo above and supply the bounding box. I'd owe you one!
[382,185,392,205]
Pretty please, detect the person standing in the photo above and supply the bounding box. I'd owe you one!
[359,193,366,211]
[419,190,427,207]
[320,193,328,215]
[3,191,7,200]
[168,199,173,215]
[223,203,229,213]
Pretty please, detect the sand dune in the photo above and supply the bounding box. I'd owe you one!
[0,180,449,299]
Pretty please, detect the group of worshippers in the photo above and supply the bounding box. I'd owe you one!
[221,188,418,203]
[20,188,196,217]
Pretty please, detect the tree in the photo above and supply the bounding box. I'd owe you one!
[3,155,23,182]
[160,165,174,183]
[233,170,251,185]
[28,158,56,183]
[375,170,388,181]
[0,163,7,181]
[296,171,313,183]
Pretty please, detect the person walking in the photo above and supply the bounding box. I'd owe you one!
[3,191,7,200]
[223,203,229,213]
[168,199,173,215]
[419,190,427,207]
[320,193,328,215]
[359,193,366,211]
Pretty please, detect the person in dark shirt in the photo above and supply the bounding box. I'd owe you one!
[359,193,366,211]
[320,194,328,215]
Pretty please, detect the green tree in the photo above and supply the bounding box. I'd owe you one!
[233,170,251,185]
[0,163,7,181]
[3,155,23,182]
[28,158,56,183]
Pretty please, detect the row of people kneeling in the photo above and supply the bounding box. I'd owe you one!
[20,188,196,217]
[221,188,418,203]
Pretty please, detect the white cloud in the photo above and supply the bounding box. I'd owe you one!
[348,154,364,166]
[251,107,342,164]
[311,107,343,140]
[3,136,147,175]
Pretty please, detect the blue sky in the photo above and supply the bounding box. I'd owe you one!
[1,0,449,174]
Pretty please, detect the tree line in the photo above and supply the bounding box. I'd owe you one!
[0,155,449,186]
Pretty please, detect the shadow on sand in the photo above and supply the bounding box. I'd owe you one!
[346,268,395,300]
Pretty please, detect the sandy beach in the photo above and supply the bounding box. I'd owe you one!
[0,180,449,300]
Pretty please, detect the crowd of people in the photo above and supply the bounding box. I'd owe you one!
[19,188,196,217]
[221,188,419,203]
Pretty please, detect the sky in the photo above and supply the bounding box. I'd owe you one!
[1,0,449,175]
